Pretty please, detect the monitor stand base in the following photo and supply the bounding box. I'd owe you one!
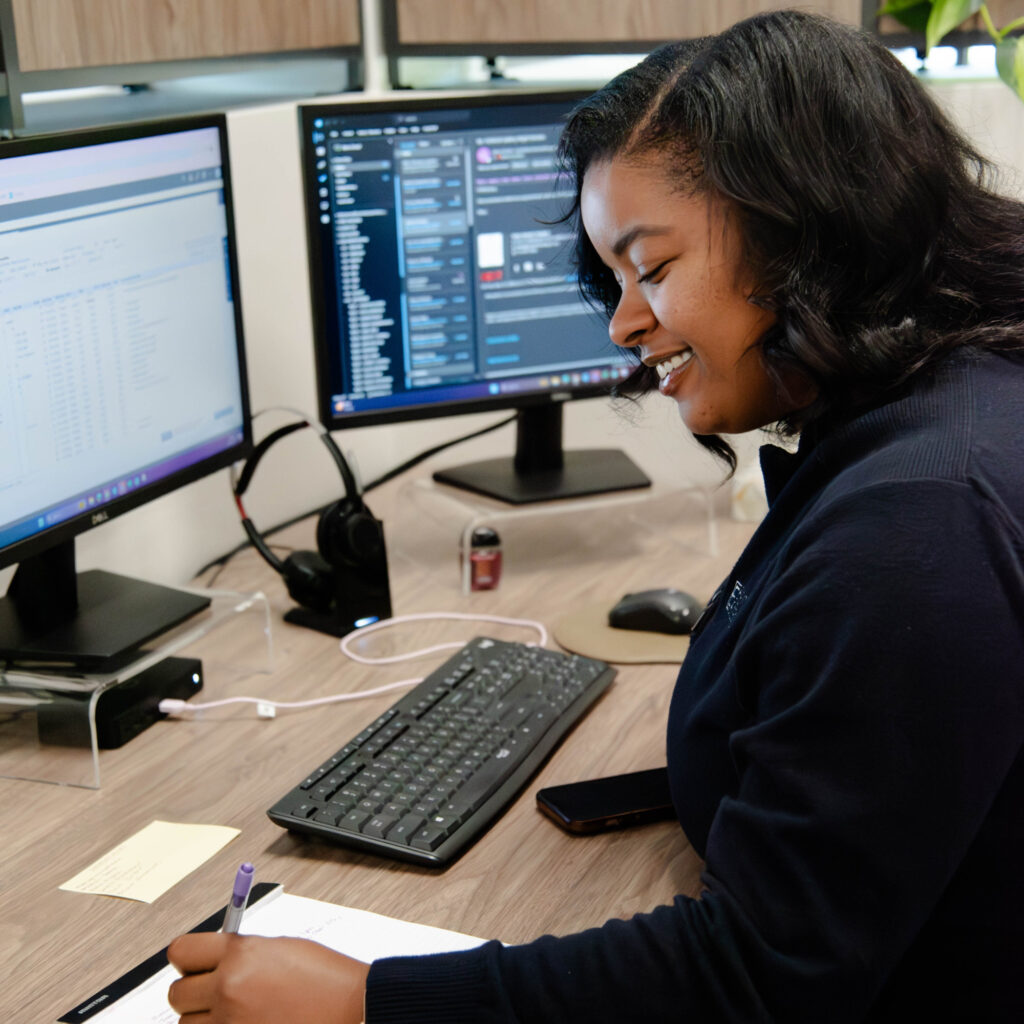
[0,570,210,673]
[433,448,651,505]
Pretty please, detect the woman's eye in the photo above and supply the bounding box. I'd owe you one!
[637,261,668,285]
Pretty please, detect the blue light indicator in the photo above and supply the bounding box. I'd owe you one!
[353,616,380,629]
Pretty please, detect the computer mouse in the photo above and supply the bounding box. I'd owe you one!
[608,588,704,635]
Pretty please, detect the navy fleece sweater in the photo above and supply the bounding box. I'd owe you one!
[367,348,1024,1022]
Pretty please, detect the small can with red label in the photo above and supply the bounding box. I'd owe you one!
[465,526,502,591]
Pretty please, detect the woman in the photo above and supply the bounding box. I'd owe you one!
[168,11,1024,1022]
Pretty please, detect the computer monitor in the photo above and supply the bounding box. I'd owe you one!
[300,92,649,504]
[0,115,251,670]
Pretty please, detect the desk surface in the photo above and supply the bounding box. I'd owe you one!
[0,473,755,1023]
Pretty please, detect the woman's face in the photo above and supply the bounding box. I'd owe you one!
[581,155,804,436]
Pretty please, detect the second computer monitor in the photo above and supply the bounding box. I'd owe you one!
[0,115,251,668]
[300,92,648,504]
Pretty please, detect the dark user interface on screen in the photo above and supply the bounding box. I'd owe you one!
[305,98,627,424]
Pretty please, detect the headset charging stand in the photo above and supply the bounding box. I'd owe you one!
[282,541,393,638]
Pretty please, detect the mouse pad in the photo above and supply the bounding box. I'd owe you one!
[554,601,690,664]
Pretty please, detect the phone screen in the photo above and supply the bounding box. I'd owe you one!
[536,767,674,834]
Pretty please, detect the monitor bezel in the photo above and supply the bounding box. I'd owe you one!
[298,89,619,433]
[0,113,253,573]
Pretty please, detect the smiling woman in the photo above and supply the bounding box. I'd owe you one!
[580,158,803,436]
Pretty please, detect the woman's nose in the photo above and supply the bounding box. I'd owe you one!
[608,287,655,348]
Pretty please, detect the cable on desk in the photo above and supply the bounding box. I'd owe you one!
[158,612,547,720]
[339,611,548,664]
[159,676,422,719]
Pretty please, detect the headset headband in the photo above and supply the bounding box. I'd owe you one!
[234,420,359,501]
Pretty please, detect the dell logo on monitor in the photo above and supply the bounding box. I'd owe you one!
[91,511,110,526]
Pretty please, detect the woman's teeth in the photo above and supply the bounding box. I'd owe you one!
[655,350,693,379]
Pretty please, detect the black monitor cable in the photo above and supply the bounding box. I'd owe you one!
[358,412,516,493]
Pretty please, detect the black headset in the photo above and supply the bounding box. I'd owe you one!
[233,420,392,634]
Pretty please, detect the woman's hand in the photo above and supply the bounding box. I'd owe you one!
[167,932,370,1023]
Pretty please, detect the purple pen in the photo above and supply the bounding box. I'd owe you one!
[221,862,254,933]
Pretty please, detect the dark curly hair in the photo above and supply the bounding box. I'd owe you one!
[558,10,1024,468]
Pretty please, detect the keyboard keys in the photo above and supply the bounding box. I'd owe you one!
[267,638,615,866]
[362,814,399,839]
[410,823,448,851]
[341,809,371,831]
[389,814,426,844]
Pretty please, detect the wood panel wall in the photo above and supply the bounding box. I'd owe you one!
[12,0,1013,75]
[11,0,361,71]
[392,0,865,46]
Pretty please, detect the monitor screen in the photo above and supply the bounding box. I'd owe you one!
[300,92,648,504]
[0,115,251,669]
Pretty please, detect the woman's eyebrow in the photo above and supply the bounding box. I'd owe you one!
[612,224,672,257]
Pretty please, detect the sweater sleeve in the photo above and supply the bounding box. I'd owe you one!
[366,478,1024,1023]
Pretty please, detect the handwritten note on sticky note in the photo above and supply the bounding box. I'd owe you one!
[60,820,240,903]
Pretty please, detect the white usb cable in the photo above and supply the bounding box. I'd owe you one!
[158,612,548,719]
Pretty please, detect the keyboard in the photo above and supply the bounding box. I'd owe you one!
[267,637,616,866]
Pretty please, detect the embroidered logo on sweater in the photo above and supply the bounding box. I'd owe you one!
[725,580,748,623]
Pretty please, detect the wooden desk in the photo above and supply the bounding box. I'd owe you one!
[0,472,755,1022]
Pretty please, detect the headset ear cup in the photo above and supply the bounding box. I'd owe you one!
[317,499,384,568]
[281,550,335,612]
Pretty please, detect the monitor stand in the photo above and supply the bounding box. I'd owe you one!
[0,541,210,672]
[432,404,651,505]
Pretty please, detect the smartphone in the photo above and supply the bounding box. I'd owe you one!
[536,767,674,834]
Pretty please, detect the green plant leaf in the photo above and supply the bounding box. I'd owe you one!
[995,35,1024,102]
[926,0,985,51]
[877,0,933,34]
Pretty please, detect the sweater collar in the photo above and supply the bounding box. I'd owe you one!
[758,442,806,507]
[757,349,982,509]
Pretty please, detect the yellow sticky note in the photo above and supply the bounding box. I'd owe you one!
[59,820,241,903]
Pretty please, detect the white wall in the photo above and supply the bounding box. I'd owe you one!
[931,79,1024,198]
[4,77,1021,593]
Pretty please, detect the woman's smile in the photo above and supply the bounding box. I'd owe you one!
[652,349,695,394]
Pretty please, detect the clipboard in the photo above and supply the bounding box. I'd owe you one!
[59,881,280,1022]
[60,882,487,1023]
